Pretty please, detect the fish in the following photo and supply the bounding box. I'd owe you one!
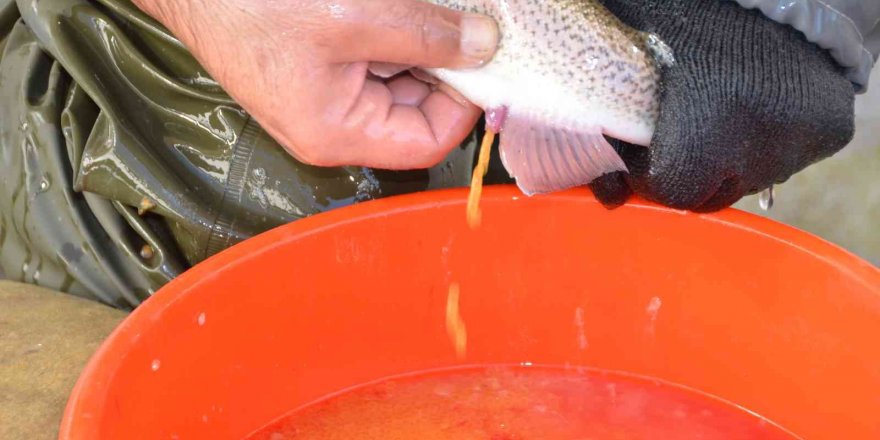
[371,0,673,196]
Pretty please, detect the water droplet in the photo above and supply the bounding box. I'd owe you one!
[19,121,28,131]
[356,181,372,201]
[151,359,161,371]
[646,296,663,316]
[645,296,663,338]
[585,56,599,70]
[520,361,533,367]
[759,186,775,211]
[33,270,40,282]
[646,33,676,67]
[606,383,618,403]
[574,307,588,350]
[38,177,50,192]
[138,197,156,215]
[140,244,154,260]
[22,262,29,273]
[197,312,206,326]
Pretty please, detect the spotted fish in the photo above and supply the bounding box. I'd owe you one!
[373,0,672,195]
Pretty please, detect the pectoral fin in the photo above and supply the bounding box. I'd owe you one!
[499,115,627,196]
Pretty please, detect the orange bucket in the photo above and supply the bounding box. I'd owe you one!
[59,186,880,439]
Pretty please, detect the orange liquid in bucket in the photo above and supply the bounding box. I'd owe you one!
[246,366,796,440]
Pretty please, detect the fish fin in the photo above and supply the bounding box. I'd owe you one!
[499,115,627,196]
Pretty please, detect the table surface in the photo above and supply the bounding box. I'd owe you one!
[0,281,126,440]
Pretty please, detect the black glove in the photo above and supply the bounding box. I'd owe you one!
[590,0,856,212]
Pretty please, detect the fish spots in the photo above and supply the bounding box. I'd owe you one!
[427,0,662,142]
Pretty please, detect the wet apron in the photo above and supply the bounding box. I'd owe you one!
[0,0,509,309]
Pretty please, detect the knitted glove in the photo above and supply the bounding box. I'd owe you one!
[590,0,856,212]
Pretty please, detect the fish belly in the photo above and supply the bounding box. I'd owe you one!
[423,0,660,195]
[428,65,654,147]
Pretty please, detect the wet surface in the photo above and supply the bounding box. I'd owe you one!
[248,366,797,440]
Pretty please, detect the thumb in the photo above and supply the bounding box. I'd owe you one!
[329,0,499,69]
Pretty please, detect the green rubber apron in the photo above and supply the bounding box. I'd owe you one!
[0,0,509,309]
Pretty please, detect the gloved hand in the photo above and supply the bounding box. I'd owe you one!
[590,0,856,212]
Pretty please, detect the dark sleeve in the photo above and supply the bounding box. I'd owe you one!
[0,0,479,309]
[733,0,879,93]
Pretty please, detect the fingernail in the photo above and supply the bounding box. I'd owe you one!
[460,14,499,64]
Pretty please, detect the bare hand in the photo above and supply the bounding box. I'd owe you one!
[133,0,499,169]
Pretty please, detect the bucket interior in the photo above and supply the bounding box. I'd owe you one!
[60,187,880,439]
